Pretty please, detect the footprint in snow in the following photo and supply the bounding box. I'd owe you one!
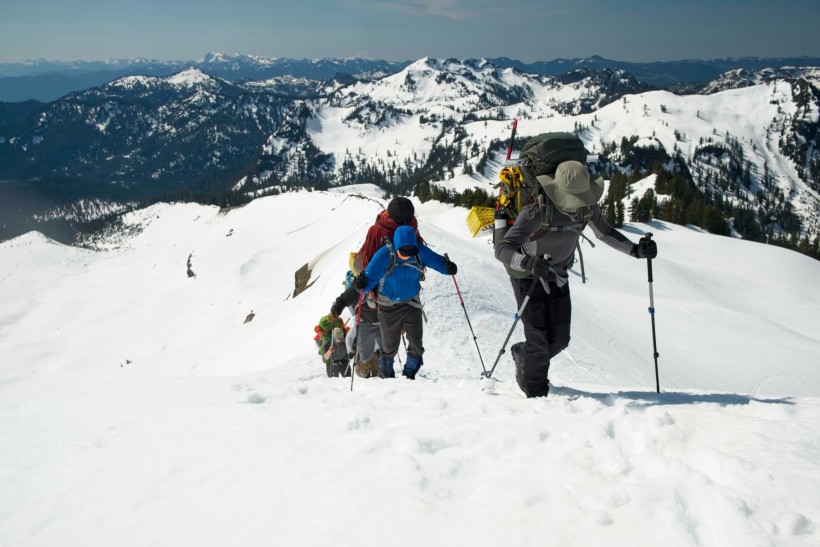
[348,417,372,431]
[244,393,267,404]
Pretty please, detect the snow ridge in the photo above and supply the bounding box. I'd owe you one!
[0,189,818,546]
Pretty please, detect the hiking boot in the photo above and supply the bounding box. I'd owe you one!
[354,354,368,378]
[511,342,526,391]
[511,342,550,398]
[355,352,380,378]
[367,352,381,377]
[379,355,395,378]
[527,379,550,398]
[402,354,423,380]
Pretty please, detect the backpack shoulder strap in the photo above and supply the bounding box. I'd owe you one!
[581,205,592,224]
[378,239,425,294]
[529,192,554,241]
[383,239,397,277]
[383,239,423,276]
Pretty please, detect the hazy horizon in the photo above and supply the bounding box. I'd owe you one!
[2,0,819,64]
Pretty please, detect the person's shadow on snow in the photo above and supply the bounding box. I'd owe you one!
[550,385,795,408]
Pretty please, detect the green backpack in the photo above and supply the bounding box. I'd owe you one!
[493,132,589,244]
[518,132,589,180]
[314,315,345,358]
[494,132,594,281]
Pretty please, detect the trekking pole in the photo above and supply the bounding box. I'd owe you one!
[350,289,364,392]
[644,233,661,393]
[484,275,541,379]
[445,254,487,374]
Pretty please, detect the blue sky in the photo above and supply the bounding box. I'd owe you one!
[1,0,819,63]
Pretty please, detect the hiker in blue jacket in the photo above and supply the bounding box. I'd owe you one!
[354,224,457,379]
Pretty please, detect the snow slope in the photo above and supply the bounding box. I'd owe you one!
[1,187,819,546]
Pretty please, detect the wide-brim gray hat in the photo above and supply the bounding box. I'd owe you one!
[537,160,604,209]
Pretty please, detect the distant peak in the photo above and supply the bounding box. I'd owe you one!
[576,55,608,64]
[202,52,227,63]
[166,67,212,86]
[410,56,433,66]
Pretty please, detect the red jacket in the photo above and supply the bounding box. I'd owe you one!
[356,210,424,271]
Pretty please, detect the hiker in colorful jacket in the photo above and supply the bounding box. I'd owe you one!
[328,273,382,378]
[495,160,658,399]
[354,225,457,380]
[314,314,351,378]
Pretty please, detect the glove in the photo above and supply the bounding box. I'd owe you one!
[330,302,343,318]
[444,257,458,275]
[347,351,355,360]
[632,236,658,259]
[523,256,552,278]
[327,311,339,322]
[353,274,368,290]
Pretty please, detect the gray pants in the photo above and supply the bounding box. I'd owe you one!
[377,302,424,359]
[346,321,382,362]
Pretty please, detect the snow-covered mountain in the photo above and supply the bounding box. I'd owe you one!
[701,67,820,94]
[492,54,820,87]
[1,58,819,256]
[242,58,820,244]
[0,52,408,81]
[246,58,648,186]
[5,53,820,102]
[0,53,409,102]
[1,187,818,546]
[0,68,289,185]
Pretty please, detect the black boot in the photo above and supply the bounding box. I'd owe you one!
[511,342,550,398]
[511,342,526,392]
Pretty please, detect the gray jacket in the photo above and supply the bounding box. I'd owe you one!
[494,200,634,280]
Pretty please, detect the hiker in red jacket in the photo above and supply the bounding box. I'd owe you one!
[353,197,424,273]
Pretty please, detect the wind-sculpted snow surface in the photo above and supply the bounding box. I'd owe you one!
[0,188,818,546]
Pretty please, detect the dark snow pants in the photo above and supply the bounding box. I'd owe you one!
[377,301,424,360]
[511,277,571,396]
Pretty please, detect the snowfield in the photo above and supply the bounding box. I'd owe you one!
[1,186,819,546]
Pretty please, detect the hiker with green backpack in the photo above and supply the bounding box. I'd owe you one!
[327,271,382,378]
[494,132,658,398]
[313,314,351,378]
[353,224,457,380]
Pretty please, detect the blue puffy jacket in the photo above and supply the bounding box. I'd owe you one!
[363,225,447,302]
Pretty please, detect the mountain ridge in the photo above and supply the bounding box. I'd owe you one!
[1,57,818,259]
[3,52,820,102]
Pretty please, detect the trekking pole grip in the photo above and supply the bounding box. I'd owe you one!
[444,253,463,300]
[645,233,654,283]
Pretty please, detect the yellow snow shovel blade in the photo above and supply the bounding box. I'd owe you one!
[466,206,496,238]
